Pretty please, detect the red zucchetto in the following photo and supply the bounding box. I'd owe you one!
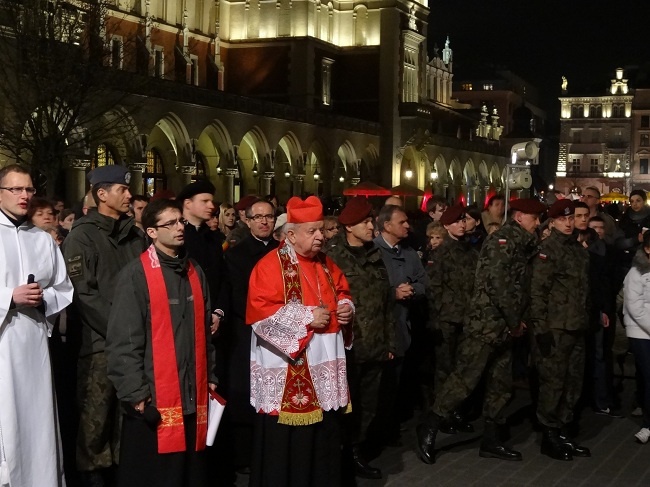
[286,196,324,223]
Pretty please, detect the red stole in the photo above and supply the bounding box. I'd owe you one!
[276,244,337,426]
[140,245,208,453]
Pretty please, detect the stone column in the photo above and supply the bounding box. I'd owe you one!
[66,158,91,206]
[261,172,274,197]
[292,175,304,197]
[179,165,195,187]
[224,168,237,203]
[129,162,147,196]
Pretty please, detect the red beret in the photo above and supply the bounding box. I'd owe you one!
[509,198,547,215]
[440,205,466,226]
[339,197,373,226]
[287,196,323,223]
[234,195,260,212]
[548,199,575,218]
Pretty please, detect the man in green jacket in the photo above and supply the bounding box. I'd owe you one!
[106,198,217,486]
[325,197,396,480]
[63,165,146,486]
[416,198,545,465]
[530,199,591,461]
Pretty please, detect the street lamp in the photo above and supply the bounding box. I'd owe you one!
[339,175,345,183]
[252,161,259,177]
[313,167,320,181]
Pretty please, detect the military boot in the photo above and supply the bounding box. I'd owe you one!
[559,428,591,457]
[351,444,382,479]
[478,419,522,461]
[416,412,441,464]
[541,427,573,461]
[451,410,475,433]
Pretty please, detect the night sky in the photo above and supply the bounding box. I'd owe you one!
[428,1,650,119]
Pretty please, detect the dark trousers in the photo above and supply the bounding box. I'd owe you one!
[117,412,208,487]
[629,338,650,429]
[250,411,342,487]
[346,357,385,446]
[586,324,616,410]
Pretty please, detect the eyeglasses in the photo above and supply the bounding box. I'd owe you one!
[0,186,37,196]
[154,218,187,229]
[248,214,275,222]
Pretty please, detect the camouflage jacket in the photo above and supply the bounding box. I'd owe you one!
[325,234,397,362]
[464,220,539,345]
[529,229,590,334]
[426,238,478,326]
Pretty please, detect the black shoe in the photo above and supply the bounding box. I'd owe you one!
[479,442,522,461]
[79,471,106,487]
[352,446,382,479]
[594,408,623,419]
[558,432,591,457]
[451,411,475,433]
[415,422,438,464]
[439,418,458,435]
[541,428,573,461]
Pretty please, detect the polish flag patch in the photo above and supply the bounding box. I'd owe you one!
[498,239,507,245]
[539,253,548,260]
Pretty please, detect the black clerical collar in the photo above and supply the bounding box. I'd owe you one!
[251,234,272,246]
[1,209,27,228]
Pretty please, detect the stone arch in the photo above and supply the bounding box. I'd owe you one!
[448,158,462,202]
[398,145,419,188]
[197,119,234,199]
[490,162,502,191]
[147,112,192,194]
[478,160,490,186]
[91,106,140,166]
[463,159,478,205]
[360,143,379,182]
[238,126,271,201]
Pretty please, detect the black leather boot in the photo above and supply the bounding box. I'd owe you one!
[541,427,573,461]
[478,419,522,461]
[416,412,441,464]
[351,445,382,479]
[451,410,475,433]
[559,428,591,457]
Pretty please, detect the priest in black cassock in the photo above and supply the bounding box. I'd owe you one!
[222,198,279,478]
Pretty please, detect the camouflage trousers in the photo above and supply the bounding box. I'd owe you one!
[433,322,464,397]
[76,352,121,471]
[534,329,585,428]
[432,334,512,423]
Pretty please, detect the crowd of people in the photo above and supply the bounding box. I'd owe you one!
[2,160,650,487]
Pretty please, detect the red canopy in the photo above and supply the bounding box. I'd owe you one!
[390,183,425,196]
[342,181,392,197]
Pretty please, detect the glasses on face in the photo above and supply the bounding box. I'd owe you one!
[154,218,187,229]
[248,214,275,222]
[0,186,37,196]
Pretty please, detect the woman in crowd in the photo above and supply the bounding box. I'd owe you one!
[465,204,486,250]
[218,202,237,238]
[28,197,56,231]
[623,231,650,444]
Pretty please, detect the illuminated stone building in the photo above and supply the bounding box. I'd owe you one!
[1,0,512,206]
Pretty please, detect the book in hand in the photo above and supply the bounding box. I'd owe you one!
[206,389,226,446]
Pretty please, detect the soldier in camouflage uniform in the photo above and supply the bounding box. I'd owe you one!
[63,166,146,486]
[416,198,546,465]
[326,197,396,480]
[530,199,591,461]
[426,205,478,434]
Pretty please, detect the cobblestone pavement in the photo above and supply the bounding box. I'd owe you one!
[236,355,650,487]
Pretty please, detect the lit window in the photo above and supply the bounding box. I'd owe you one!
[590,158,599,172]
[461,83,473,91]
[321,58,334,106]
[483,84,493,91]
[570,158,581,173]
[144,149,166,196]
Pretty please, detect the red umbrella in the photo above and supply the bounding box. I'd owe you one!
[342,181,392,197]
[390,183,425,196]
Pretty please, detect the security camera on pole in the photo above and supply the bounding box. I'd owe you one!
[503,140,540,222]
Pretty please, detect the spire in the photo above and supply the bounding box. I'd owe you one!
[442,36,452,65]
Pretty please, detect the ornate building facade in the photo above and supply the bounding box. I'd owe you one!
[1,0,513,206]
[556,68,634,196]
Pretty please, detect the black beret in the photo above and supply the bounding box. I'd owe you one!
[176,180,216,202]
[548,199,574,218]
[509,198,547,215]
[440,205,465,226]
[87,165,131,186]
[339,197,373,226]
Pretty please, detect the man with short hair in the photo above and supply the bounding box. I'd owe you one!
[426,196,447,223]
[222,198,279,476]
[106,198,217,486]
[326,197,396,479]
[246,196,354,486]
[417,198,546,464]
[589,216,606,240]
[426,205,478,434]
[384,195,403,207]
[130,194,149,231]
[580,186,618,241]
[374,205,428,444]
[81,189,96,215]
[177,180,227,331]
[574,201,590,231]
[0,164,74,486]
[482,194,506,227]
[530,199,591,461]
[228,195,259,247]
[63,165,146,486]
